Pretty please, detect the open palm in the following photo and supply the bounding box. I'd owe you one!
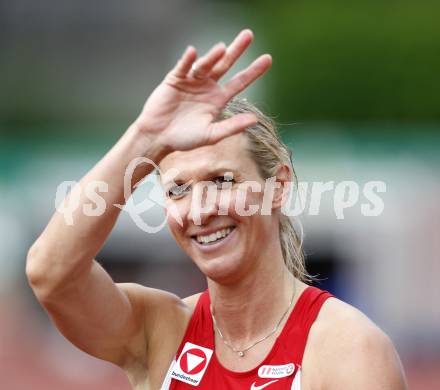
[135,29,272,152]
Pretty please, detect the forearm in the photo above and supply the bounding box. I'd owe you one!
[27,123,167,294]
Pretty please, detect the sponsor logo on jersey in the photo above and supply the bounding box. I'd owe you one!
[250,379,279,389]
[171,342,213,386]
[258,363,296,378]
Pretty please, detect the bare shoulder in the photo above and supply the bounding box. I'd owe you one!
[310,296,382,347]
[182,291,203,310]
[117,282,189,324]
[117,283,191,360]
[119,284,202,388]
[119,284,203,346]
[303,296,407,390]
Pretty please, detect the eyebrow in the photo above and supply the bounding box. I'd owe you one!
[204,167,237,177]
[161,166,239,187]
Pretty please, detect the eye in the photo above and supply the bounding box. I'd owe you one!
[166,183,191,199]
[214,174,235,188]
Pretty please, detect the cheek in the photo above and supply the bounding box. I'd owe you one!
[164,199,188,235]
[218,187,265,218]
[166,212,180,237]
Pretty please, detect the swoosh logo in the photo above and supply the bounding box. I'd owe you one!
[250,379,279,390]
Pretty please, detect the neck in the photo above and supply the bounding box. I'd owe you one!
[207,244,298,346]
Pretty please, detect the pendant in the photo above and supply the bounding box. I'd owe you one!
[238,351,244,357]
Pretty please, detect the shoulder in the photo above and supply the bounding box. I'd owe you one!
[303,296,407,390]
[121,285,203,386]
[123,285,203,334]
[118,283,188,318]
[117,283,192,356]
[182,291,203,310]
[121,285,203,338]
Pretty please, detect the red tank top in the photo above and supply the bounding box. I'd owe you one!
[161,286,333,390]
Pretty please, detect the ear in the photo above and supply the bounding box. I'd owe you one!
[272,164,292,210]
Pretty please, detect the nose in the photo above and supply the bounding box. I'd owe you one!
[188,182,219,225]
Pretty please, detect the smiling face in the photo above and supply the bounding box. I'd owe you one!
[159,133,281,284]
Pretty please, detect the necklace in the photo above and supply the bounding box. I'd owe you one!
[210,284,296,358]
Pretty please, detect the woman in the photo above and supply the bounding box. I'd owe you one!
[26,29,407,389]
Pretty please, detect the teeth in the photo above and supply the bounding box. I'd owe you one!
[196,227,233,244]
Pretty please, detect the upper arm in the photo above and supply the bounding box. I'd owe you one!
[308,299,407,390]
[36,260,184,368]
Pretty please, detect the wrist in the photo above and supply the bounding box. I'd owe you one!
[127,120,172,163]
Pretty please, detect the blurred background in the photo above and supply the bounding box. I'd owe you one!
[1,0,439,388]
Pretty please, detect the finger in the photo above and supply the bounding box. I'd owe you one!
[223,54,272,98]
[210,29,254,81]
[191,42,226,80]
[173,46,197,78]
[206,113,257,144]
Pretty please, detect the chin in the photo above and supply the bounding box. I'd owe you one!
[192,253,247,285]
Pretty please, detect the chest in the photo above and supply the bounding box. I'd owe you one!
[167,356,302,389]
[165,337,303,389]
[213,331,280,372]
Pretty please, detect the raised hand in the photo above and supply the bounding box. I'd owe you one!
[134,29,272,153]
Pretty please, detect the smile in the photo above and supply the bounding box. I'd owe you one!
[193,227,235,245]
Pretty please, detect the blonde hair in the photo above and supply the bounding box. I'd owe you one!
[220,98,310,282]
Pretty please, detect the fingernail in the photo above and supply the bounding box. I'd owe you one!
[242,29,253,37]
